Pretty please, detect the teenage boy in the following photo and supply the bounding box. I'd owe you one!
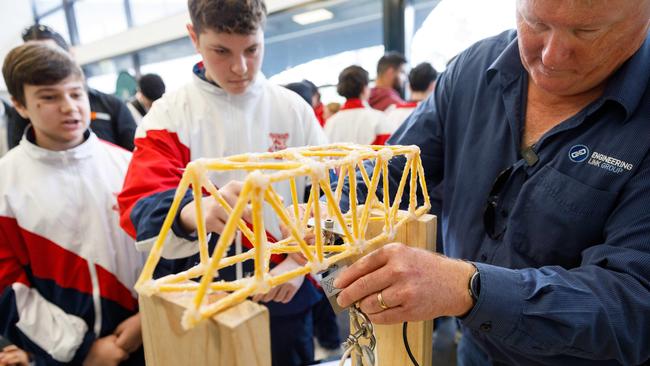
[117,1,327,365]
[0,43,145,365]
[6,24,138,151]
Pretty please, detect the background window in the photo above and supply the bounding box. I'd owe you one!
[38,9,71,45]
[129,0,186,26]
[74,0,128,44]
[33,0,62,15]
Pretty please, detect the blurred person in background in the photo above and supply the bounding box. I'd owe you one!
[285,80,326,127]
[324,65,392,145]
[127,73,166,125]
[323,102,340,122]
[384,62,438,131]
[368,51,407,111]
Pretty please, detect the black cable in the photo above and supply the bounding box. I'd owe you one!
[403,322,420,366]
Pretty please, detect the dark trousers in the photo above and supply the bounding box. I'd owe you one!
[312,294,341,349]
[270,309,314,366]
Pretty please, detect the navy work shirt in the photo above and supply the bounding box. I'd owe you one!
[343,30,650,365]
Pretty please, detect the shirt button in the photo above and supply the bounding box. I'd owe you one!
[480,321,492,332]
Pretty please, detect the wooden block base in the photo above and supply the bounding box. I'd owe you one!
[139,288,271,366]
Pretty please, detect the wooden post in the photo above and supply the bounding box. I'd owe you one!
[353,213,437,366]
[139,286,271,366]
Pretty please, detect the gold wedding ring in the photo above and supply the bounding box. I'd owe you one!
[377,291,390,310]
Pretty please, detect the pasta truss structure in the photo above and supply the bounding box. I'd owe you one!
[135,144,431,329]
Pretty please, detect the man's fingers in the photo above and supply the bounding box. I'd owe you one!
[333,246,390,289]
[358,285,402,315]
[368,306,407,325]
[336,265,395,309]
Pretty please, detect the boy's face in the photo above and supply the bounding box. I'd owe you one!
[13,75,90,151]
[188,25,264,95]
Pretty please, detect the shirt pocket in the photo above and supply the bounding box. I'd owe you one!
[510,165,618,267]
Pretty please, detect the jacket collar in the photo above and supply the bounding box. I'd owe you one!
[20,125,96,163]
[341,98,366,110]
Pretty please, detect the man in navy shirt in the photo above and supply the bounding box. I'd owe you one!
[334,1,650,364]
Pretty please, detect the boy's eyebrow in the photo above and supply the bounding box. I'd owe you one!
[33,86,84,95]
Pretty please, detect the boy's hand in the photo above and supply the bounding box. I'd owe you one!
[83,335,128,366]
[114,313,142,354]
[252,256,304,304]
[179,181,251,234]
[0,345,29,366]
[279,202,329,266]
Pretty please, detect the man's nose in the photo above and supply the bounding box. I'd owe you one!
[541,32,572,69]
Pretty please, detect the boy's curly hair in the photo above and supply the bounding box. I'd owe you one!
[188,0,267,35]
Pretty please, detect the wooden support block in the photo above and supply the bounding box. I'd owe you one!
[354,213,436,366]
[139,287,271,366]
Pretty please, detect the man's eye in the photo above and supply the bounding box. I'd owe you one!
[531,22,548,31]
[576,28,600,37]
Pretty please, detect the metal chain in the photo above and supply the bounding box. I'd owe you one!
[339,305,376,366]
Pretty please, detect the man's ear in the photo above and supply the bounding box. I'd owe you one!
[187,23,200,51]
[11,97,29,119]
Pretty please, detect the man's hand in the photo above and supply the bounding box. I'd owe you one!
[252,256,305,304]
[0,345,29,366]
[114,313,142,354]
[83,335,128,366]
[179,181,251,234]
[333,243,476,324]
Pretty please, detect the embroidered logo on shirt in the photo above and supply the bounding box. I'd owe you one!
[568,145,589,163]
[570,145,634,174]
[268,133,289,153]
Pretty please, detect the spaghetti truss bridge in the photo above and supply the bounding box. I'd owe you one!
[135,144,431,329]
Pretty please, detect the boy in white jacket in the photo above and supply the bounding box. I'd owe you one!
[0,43,144,365]
[118,1,327,365]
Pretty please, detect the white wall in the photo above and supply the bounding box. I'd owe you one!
[0,0,34,94]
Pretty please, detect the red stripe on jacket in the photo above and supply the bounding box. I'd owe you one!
[0,216,136,311]
[119,130,191,238]
[372,134,391,145]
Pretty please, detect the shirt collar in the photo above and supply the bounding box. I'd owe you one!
[486,31,650,123]
[599,32,650,122]
[486,30,522,86]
